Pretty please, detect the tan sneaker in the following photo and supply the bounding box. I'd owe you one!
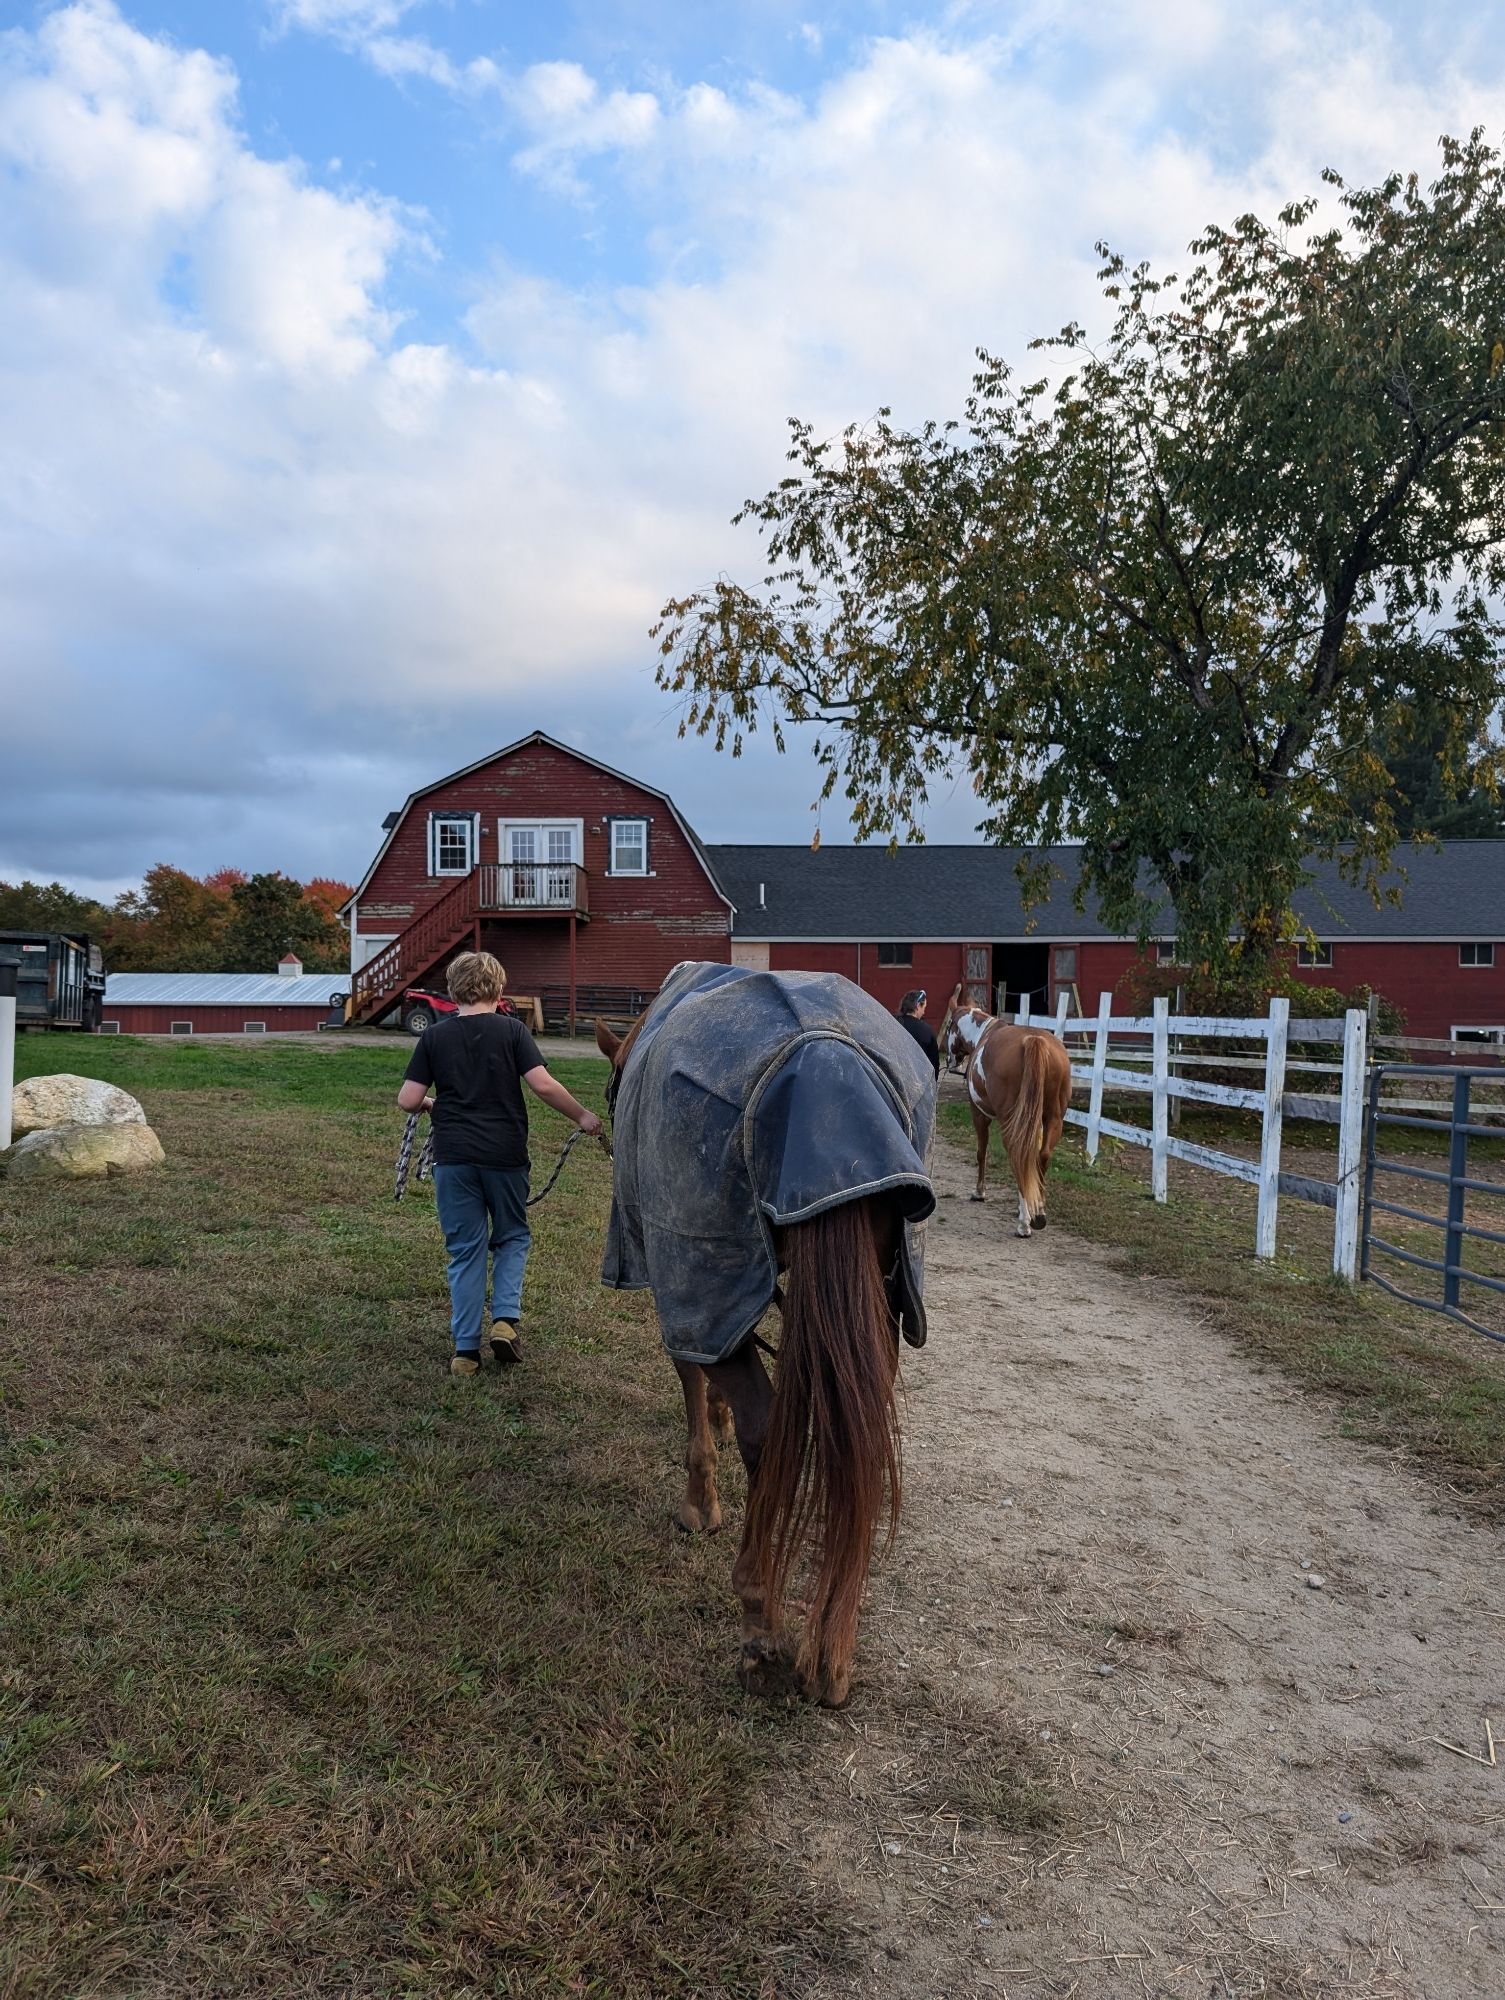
[490,1321,523,1367]
[450,1351,483,1378]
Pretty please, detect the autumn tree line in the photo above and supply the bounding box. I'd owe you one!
[0,867,354,975]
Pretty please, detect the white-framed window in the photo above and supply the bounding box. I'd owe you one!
[170,1021,193,1036]
[1460,943,1495,968]
[608,817,649,876]
[1452,1025,1505,1045]
[1297,941,1333,968]
[243,1021,266,1034]
[99,1020,120,1035]
[500,821,582,865]
[877,943,912,968]
[428,812,477,876]
[1155,940,1179,965]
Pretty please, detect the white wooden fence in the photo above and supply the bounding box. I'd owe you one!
[1015,995,1369,1280]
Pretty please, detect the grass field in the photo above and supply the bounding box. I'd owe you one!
[10,1034,1504,1997]
[938,1094,1505,1513]
[1,1035,821,1998]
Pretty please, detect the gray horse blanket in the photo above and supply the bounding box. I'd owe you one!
[602,961,936,1368]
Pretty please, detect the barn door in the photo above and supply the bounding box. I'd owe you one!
[963,946,990,1010]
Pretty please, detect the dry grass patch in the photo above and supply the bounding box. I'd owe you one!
[1,1035,832,1999]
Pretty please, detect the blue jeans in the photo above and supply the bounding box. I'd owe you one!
[432,1165,531,1351]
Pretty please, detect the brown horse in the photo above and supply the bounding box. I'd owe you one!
[595,964,934,1708]
[940,988,1073,1236]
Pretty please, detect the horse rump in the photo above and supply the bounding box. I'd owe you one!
[744,1194,901,1705]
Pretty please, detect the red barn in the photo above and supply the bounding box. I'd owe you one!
[706,842,1505,1045]
[338,731,1503,1046]
[343,732,734,1029]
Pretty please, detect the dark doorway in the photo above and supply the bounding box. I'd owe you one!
[991,942,1049,1017]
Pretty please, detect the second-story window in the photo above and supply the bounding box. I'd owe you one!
[430,814,475,875]
[1297,940,1333,968]
[1461,942,1496,967]
[610,818,649,875]
[877,943,913,968]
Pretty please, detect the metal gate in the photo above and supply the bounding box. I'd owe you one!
[1361,1064,1505,1342]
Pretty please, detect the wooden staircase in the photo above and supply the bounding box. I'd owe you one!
[347,864,590,1027]
[349,873,479,1027]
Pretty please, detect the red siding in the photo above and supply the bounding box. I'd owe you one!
[355,739,730,991]
[767,941,969,1014]
[103,1006,332,1034]
[1074,940,1504,1041]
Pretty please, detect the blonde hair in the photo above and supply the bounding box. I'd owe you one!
[447,951,507,1006]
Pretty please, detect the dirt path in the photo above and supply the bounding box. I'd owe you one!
[781,1131,1505,2000]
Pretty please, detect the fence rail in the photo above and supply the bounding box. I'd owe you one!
[1017,994,1368,1278]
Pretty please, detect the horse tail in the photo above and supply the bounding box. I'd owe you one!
[745,1195,901,1700]
[1001,1033,1053,1212]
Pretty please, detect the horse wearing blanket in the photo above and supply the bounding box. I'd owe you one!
[597,962,935,1708]
[941,987,1073,1236]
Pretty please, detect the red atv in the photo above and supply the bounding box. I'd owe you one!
[402,988,517,1035]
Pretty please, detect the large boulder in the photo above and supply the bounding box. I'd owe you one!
[11,1074,147,1138]
[2,1122,166,1180]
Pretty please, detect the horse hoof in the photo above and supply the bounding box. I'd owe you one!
[672,1504,722,1536]
[799,1666,853,1711]
[1031,1213,1048,1231]
[1015,1223,1032,1238]
[738,1637,799,1702]
[969,1193,986,1204]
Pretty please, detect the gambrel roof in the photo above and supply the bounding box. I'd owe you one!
[342,731,733,913]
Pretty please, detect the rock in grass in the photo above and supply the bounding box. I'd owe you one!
[2,1122,165,1179]
[12,1074,146,1137]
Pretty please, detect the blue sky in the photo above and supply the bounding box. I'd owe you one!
[3,0,1503,895]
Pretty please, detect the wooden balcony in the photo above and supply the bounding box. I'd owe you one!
[475,863,589,917]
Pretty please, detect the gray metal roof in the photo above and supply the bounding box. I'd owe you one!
[105,973,348,1005]
[707,842,1505,941]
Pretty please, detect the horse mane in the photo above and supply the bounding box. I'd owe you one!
[744,1196,901,1697]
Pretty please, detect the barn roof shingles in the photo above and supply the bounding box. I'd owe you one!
[705,842,1505,942]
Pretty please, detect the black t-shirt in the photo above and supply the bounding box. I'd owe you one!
[897,1012,940,1078]
[402,1011,546,1169]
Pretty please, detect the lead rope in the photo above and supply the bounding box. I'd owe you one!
[393,1113,609,1206]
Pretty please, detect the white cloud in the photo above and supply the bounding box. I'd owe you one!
[272,0,422,33]
[2,0,1503,884]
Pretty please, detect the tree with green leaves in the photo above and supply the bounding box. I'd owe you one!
[222,871,347,973]
[656,133,1505,971]
[0,878,108,936]
[1367,699,1503,839]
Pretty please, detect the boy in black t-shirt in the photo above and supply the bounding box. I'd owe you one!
[397,952,602,1376]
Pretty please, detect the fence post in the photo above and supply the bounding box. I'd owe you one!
[1256,996,1290,1261]
[1151,996,1170,1202]
[1053,990,1069,1038]
[1016,1002,1030,1027]
[1445,1070,1471,1312]
[1332,1007,1367,1282]
[1086,990,1111,1165]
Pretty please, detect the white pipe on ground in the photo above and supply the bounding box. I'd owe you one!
[0,963,16,1150]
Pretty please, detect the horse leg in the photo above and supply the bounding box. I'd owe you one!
[970,1106,991,1202]
[703,1343,798,1700]
[670,1359,722,1535]
[1033,1103,1066,1231]
[1006,1136,1036,1237]
[706,1380,736,1446]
